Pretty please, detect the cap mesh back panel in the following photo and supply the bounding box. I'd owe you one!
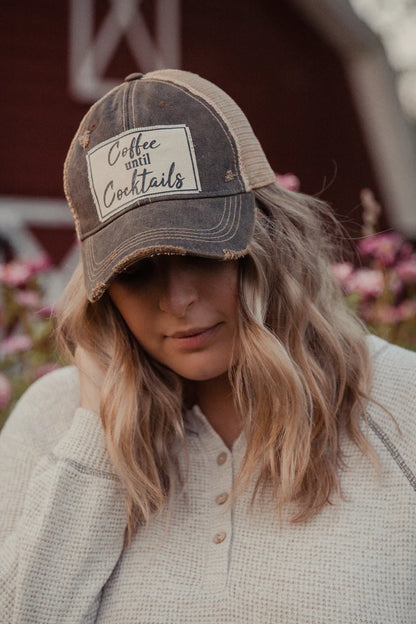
[146,69,275,190]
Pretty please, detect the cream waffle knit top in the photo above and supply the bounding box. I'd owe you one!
[0,335,415,623]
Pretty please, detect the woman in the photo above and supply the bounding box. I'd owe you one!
[1,69,415,623]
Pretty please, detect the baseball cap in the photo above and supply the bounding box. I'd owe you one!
[64,69,276,301]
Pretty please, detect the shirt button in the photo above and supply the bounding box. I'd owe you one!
[217,452,227,465]
[215,492,229,505]
[213,531,226,544]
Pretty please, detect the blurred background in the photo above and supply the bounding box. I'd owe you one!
[2,0,416,293]
[1,0,416,420]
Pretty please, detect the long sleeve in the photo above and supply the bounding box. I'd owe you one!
[0,369,127,623]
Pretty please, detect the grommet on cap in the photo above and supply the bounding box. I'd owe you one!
[124,72,144,82]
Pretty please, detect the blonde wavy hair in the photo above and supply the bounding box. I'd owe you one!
[56,182,373,548]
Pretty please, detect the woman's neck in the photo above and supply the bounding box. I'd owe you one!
[194,374,242,450]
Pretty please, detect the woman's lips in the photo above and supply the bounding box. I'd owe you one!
[167,323,222,349]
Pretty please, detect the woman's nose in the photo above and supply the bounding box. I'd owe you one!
[158,260,199,317]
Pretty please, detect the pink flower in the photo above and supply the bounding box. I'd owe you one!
[369,300,416,324]
[344,268,384,298]
[2,334,32,356]
[395,299,416,322]
[0,254,51,288]
[396,255,416,285]
[0,261,33,287]
[399,242,413,260]
[15,289,41,309]
[372,304,401,324]
[357,232,404,267]
[0,373,12,410]
[26,253,51,274]
[386,273,403,295]
[275,173,300,192]
[331,262,354,286]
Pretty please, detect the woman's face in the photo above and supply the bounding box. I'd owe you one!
[108,255,239,382]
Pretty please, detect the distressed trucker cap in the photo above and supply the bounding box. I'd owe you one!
[64,69,276,302]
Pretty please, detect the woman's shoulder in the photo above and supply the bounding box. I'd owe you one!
[365,334,416,482]
[367,334,416,393]
[367,333,416,363]
[0,366,81,455]
[366,334,416,416]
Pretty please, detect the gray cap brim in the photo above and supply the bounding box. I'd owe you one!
[82,191,255,301]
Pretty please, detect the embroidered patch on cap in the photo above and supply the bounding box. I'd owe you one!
[86,125,201,222]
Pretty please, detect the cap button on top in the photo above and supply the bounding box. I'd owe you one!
[124,72,144,82]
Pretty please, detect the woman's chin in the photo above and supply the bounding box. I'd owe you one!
[172,361,230,383]
[180,369,229,383]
